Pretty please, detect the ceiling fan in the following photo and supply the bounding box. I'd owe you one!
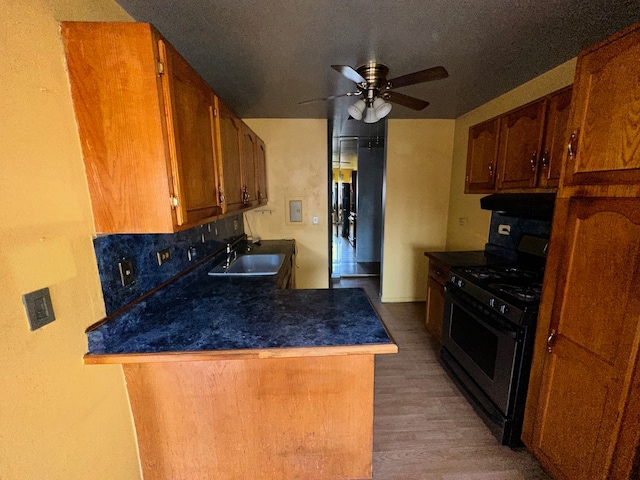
[300,62,449,123]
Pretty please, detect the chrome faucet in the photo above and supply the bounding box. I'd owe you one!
[224,241,237,269]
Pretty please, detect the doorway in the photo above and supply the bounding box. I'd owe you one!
[330,133,385,285]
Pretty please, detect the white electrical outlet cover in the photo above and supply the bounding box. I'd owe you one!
[498,224,511,235]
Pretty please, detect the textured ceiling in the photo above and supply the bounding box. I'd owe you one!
[115,0,638,137]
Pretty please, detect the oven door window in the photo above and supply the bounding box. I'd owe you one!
[450,309,498,379]
[442,295,520,415]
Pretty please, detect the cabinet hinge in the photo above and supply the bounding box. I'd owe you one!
[157,61,165,76]
[170,195,179,208]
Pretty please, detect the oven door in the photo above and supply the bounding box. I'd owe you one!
[441,286,521,416]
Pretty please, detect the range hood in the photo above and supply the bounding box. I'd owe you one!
[480,193,556,220]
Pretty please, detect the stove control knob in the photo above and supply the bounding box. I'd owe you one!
[489,298,495,307]
[450,275,456,284]
[457,279,464,288]
[500,304,509,315]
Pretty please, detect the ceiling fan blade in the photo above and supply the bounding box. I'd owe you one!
[331,65,366,84]
[299,91,361,105]
[382,91,429,110]
[386,66,449,89]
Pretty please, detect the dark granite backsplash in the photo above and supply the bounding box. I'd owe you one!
[486,211,552,260]
[94,215,244,315]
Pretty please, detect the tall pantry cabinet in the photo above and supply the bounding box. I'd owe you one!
[522,22,640,480]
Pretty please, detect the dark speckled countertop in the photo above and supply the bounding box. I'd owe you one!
[86,240,396,361]
[424,250,490,267]
[424,250,520,268]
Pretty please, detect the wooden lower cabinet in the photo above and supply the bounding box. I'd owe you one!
[523,197,640,479]
[425,257,450,343]
[123,355,376,480]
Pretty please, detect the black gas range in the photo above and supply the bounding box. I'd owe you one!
[440,235,548,447]
[449,264,543,325]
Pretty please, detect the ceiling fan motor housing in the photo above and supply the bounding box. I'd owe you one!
[356,63,389,104]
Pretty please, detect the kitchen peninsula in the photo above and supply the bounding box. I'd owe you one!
[85,240,397,480]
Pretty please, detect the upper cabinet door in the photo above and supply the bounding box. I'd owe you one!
[62,22,176,233]
[241,123,259,208]
[216,100,244,212]
[564,23,640,187]
[465,118,499,193]
[495,99,546,191]
[159,40,221,226]
[256,137,268,205]
[538,86,573,189]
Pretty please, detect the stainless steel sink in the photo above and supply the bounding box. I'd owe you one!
[208,253,286,276]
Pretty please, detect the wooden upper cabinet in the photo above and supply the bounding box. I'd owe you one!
[241,123,259,208]
[564,22,640,186]
[256,137,268,205]
[215,100,244,213]
[465,118,499,193]
[62,22,175,233]
[538,86,572,188]
[465,86,573,194]
[496,99,546,191]
[159,40,221,226]
[528,197,640,479]
[62,22,224,233]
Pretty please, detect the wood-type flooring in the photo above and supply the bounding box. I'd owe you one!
[332,277,551,480]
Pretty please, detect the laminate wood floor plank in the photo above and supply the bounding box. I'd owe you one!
[333,277,551,480]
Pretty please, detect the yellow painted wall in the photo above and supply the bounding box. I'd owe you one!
[333,168,353,183]
[382,120,455,302]
[244,119,329,289]
[0,1,142,479]
[446,59,577,250]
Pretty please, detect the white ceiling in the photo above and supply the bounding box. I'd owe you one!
[115,0,638,137]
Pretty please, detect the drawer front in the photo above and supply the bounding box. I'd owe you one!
[428,260,450,285]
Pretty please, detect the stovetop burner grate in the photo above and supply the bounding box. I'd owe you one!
[494,283,543,303]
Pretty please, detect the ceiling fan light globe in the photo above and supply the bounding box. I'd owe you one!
[347,99,366,120]
[363,106,378,123]
[373,97,392,119]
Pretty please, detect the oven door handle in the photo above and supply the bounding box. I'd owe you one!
[445,287,519,340]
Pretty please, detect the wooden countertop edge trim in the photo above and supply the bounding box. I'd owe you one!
[83,343,399,364]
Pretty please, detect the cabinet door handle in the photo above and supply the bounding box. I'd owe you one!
[218,187,225,204]
[547,329,557,353]
[530,151,537,171]
[541,150,549,169]
[567,130,578,158]
[488,163,494,176]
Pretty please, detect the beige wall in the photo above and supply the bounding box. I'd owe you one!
[446,59,577,250]
[0,1,142,479]
[382,120,455,302]
[244,119,329,289]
